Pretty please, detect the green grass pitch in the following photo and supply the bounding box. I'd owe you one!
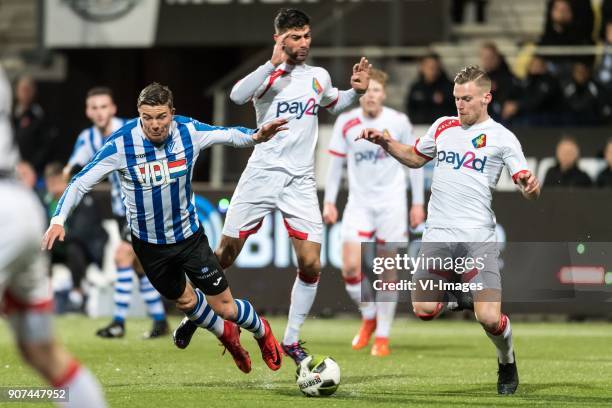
[1,317,611,407]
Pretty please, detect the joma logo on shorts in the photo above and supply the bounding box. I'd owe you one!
[275,98,319,119]
[436,150,487,173]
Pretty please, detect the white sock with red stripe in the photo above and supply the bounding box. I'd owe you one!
[344,274,376,320]
[374,289,398,338]
[283,271,318,345]
[53,360,106,408]
[485,314,514,364]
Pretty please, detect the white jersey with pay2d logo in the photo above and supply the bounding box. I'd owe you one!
[329,107,417,243]
[414,116,529,234]
[223,63,341,244]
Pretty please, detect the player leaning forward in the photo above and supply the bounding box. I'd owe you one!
[358,65,540,395]
[43,83,289,374]
[174,8,371,364]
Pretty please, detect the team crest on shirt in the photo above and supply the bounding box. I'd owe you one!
[472,134,487,149]
[134,158,188,186]
[312,77,323,95]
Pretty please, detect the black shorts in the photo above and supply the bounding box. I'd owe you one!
[114,216,131,243]
[131,227,229,300]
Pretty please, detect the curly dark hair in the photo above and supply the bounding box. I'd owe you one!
[274,8,310,33]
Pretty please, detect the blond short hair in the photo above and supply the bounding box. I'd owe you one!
[454,65,491,92]
[369,68,389,88]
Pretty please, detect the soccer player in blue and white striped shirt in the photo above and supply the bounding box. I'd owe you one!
[43,83,288,373]
[66,87,169,340]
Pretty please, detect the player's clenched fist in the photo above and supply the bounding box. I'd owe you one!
[351,57,371,94]
[253,117,289,143]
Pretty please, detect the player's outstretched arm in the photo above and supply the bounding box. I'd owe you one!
[42,142,119,250]
[356,128,428,169]
[252,117,289,143]
[515,170,541,200]
[198,118,289,149]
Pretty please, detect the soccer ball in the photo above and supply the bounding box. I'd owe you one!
[295,355,341,397]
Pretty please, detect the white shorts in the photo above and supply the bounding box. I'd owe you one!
[341,199,407,244]
[422,227,497,243]
[223,167,323,243]
[0,182,52,314]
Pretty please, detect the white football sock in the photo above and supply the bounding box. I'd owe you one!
[344,274,376,320]
[485,314,515,364]
[375,290,398,338]
[55,363,106,408]
[283,272,318,345]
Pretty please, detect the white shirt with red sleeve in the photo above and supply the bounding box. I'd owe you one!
[414,116,530,229]
[328,107,422,206]
[242,63,341,176]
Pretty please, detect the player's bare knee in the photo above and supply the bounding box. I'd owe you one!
[413,302,442,321]
[297,253,320,276]
[476,311,501,331]
[114,243,134,267]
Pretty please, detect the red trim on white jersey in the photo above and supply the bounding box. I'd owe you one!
[322,94,339,109]
[239,220,264,239]
[357,230,375,239]
[413,139,433,161]
[2,290,53,315]
[328,149,347,158]
[257,69,286,99]
[434,118,461,140]
[284,219,309,240]
[512,170,530,184]
[341,117,362,138]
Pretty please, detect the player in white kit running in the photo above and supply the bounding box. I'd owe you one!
[172,8,370,365]
[0,65,107,408]
[357,66,540,394]
[323,69,425,357]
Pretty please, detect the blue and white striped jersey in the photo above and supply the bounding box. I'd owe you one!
[68,117,126,217]
[55,115,257,244]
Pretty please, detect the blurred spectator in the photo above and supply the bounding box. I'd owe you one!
[479,42,520,122]
[544,136,592,187]
[540,0,594,45]
[596,138,612,187]
[44,162,108,312]
[562,62,610,125]
[12,75,52,177]
[406,53,455,124]
[452,0,488,24]
[539,0,595,76]
[502,56,564,126]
